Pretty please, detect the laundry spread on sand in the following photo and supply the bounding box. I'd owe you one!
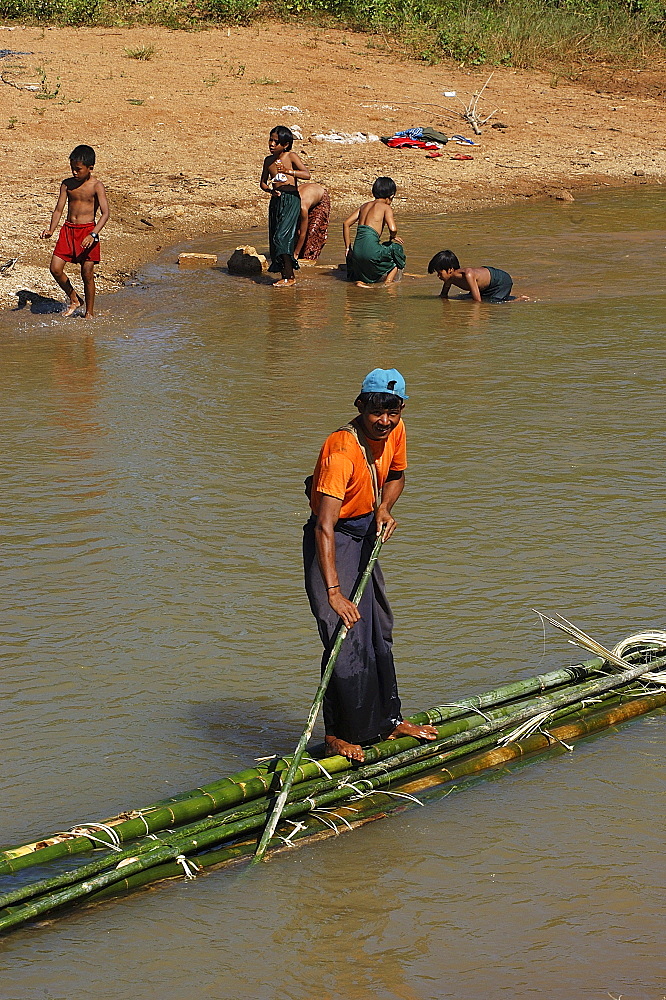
[312,131,380,144]
[267,105,305,114]
[381,126,450,150]
[392,127,449,144]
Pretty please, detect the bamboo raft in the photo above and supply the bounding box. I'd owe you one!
[1,618,665,935]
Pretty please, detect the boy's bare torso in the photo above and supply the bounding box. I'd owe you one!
[450,266,491,291]
[357,199,394,236]
[62,175,103,224]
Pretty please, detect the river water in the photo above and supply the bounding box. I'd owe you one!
[1,188,665,998]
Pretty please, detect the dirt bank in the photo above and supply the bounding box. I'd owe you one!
[1,22,664,308]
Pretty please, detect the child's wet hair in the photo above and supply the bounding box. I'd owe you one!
[270,126,294,150]
[371,176,397,199]
[428,249,460,273]
[69,144,96,167]
[355,391,403,411]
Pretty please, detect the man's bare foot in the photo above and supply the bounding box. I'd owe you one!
[273,278,296,288]
[63,297,82,317]
[83,312,95,319]
[355,281,371,288]
[514,294,531,302]
[388,721,439,742]
[325,734,365,762]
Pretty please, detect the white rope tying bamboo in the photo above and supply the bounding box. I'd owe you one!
[277,820,308,845]
[135,811,151,836]
[313,809,354,831]
[340,780,372,796]
[543,729,574,752]
[435,703,494,723]
[175,855,199,879]
[309,811,339,832]
[301,756,334,781]
[373,790,423,805]
[309,808,357,831]
[68,823,123,851]
[339,778,423,806]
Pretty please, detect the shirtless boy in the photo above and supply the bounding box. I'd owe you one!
[343,177,406,287]
[41,145,109,318]
[428,249,527,303]
[259,126,311,287]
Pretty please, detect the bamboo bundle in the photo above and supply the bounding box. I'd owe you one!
[1,686,641,914]
[4,646,661,878]
[1,623,665,934]
[2,686,664,934]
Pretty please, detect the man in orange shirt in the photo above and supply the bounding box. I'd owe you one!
[303,368,438,762]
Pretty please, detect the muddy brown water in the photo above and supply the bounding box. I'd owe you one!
[1,188,665,998]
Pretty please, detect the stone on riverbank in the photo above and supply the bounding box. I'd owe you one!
[178,253,219,267]
[227,246,268,275]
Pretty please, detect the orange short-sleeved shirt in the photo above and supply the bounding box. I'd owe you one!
[310,420,407,518]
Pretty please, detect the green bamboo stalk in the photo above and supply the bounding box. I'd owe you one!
[252,529,385,863]
[410,645,666,727]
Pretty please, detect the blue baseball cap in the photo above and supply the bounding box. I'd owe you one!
[360,367,409,399]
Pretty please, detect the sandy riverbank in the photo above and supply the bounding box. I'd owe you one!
[0,22,664,309]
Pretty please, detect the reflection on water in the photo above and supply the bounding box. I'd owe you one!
[1,188,665,999]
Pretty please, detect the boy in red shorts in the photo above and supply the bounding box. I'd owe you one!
[41,145,109,318]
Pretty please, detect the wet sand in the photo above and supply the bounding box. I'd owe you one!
[0,21,664,308]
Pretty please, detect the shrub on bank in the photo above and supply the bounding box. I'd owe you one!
[0,0,663,66]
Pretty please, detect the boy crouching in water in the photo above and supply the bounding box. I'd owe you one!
[428,250,528,303]
[343,177,405,287]
[41,144,109,318]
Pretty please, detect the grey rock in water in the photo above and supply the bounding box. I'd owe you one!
[227,245,268,275]
[552,189,575,202]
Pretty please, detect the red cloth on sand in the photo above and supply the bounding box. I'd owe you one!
[53,222,100,263]
[385,138,440,150]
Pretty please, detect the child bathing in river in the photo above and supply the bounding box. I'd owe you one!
[259,126,311,287]
[40,144,110,318]
[343,177,406,287]
[428,249,528,303]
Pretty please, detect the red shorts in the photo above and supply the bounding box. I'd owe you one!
[53,222,101,264]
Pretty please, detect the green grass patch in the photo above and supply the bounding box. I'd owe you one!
[124,43,156,59]
[0,0,663,70]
